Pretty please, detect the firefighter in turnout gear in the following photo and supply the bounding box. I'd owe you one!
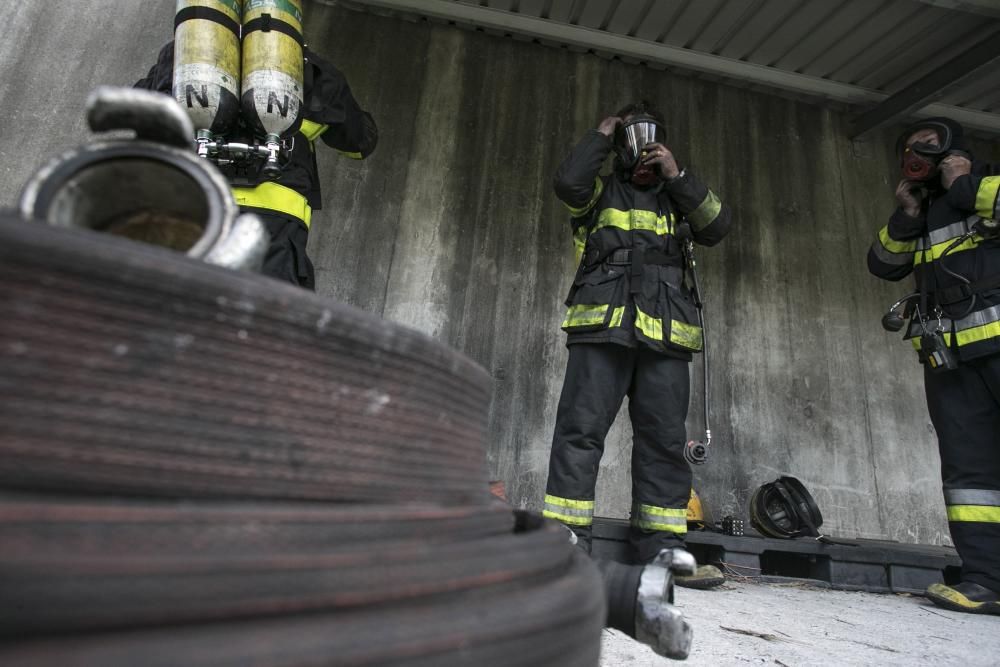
[542,101,731,587]
[135,41,377,290]
[868,117,1000,615]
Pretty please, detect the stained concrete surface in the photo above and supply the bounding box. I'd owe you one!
[600,581,1000,666]
[2,0,999,548]
[1,4,999,664]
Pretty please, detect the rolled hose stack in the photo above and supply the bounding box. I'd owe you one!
[0,216,605,666]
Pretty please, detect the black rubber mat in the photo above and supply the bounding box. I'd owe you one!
[592,516,961,594]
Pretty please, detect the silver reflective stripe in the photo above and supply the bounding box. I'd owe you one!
[955,304,1000,332]
[871,239,914,266]
[945,488,1000,506]
[913,305,1000,334]
[916,216,978,248]
[543,502,593,519]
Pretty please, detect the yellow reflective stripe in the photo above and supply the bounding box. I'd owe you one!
[635,520,687,533]
[913,235,981,265]
[573,225,588,264]
[975,175,1000,220]
[562,304,609,328]
[594,208,673,235]
[955,320,1000,347]
[670,319,703,351]
[543,494,595,525]
[688,190,722,230]
[911,334,952,351]
[231,182,312,228]
[639,505,688,518]
[947,505,1000,523]
[609,306,625,328]
[544,494,595,510]
[635,307,663,341]
[911,325,1000,350]
[565,177,604,218]
[634,504,688,533]
[878,225,917,255]
[543,509,593,526]
[299,119,328,142]
[336,149,363,160]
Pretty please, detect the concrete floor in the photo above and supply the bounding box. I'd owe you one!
[600,580,1000,666]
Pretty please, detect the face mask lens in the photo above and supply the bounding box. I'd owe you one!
[617,120,663,167]
[897,121,952,159]
[909,141,944,157]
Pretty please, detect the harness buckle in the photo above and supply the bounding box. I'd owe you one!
[607,249,632,266]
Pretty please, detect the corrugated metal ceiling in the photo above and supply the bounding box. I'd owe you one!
[529,0,998,97]
[333,0,1000,136]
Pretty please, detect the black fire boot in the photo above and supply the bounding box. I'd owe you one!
[926,581,1000,615]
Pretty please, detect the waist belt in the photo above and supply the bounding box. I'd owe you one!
[606,248,675,266]
[934,271,1000,306]
[598,248,682,294]
[232,182,312,228]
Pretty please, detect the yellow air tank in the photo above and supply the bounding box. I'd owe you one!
[172,0,243,140]
[241,0,304,174]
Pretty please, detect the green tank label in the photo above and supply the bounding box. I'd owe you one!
[244,0,301,23]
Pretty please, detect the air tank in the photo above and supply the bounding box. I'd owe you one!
[241,0,304,174]
[172,0,243,140]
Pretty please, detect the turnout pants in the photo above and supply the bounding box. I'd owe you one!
[924,354,1000,593]
[543,343,691,563]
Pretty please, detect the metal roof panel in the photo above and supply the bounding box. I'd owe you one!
[772,0,893,73]
[659,0,729,47]
[713,0,794,60]
[334,0,1000,135]
[631,0,689,43]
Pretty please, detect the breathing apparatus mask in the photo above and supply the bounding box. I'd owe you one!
[614,114,667,175]
[895,118,965,182]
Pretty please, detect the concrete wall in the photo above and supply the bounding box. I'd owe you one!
[3,0,996,545]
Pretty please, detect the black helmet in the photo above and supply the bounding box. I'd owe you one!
[894,117,966,161]
[749,476,823,539]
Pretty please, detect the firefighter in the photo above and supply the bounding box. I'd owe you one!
[135,41,377,290]
[542,101,731,588]
[868,117,1000,615]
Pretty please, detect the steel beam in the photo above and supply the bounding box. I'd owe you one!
[850,33,1000,139]
[913,0,1000,19]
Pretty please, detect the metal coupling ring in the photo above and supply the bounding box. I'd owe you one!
[18,86,267,273]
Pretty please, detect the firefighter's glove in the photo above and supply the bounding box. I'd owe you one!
[940,154,972,190]
[597,115,622,138]
[894,180,923,219]
[640,142,681,180]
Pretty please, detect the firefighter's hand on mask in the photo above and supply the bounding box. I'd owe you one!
[597,116,622,137]
[940,154,972,189]
[895,180,922,217]
[641,143,681,180]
